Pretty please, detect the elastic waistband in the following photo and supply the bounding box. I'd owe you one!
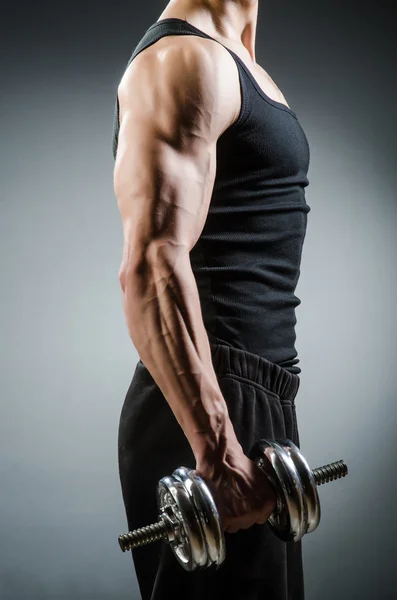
[209,341,300,403]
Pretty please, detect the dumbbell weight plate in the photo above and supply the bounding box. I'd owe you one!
[157,474,208,571]
[274,439,321,535]
[173,467,226,569]
[270,440,309,542]
[249,439,308,542]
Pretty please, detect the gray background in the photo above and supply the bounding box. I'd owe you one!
[1,0,396,598]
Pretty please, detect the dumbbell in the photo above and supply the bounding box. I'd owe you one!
[118,438,348,572]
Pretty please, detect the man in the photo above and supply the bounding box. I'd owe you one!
[112,0,311,598]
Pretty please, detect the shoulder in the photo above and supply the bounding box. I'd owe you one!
[118,35,240,136]
[121,34,229,84]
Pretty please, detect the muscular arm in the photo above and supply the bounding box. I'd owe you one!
[114,37,241,464]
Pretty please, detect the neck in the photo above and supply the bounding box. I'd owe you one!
[159,0,259,61]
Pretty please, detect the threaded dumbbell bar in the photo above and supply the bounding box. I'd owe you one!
[118,439,348,571]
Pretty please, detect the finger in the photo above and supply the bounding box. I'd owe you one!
[226,527,239,534]
[255,509,271,526]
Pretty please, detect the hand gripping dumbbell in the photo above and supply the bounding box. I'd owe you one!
[118,439,348,572]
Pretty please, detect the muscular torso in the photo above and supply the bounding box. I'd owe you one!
[114,15,311,378]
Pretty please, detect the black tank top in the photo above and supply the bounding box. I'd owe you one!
[112,18,311,375]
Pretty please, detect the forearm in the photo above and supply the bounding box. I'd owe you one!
[119,243,241,463]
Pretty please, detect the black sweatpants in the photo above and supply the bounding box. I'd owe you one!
[118,341,304,600]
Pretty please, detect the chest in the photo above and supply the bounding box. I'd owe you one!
[217,102,310,184]
[221,40,291,109]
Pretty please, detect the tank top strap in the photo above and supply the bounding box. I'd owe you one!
[129,18,244,70]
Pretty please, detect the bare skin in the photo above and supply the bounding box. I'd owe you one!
[114,0,280,534]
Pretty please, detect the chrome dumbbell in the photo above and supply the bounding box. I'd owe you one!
[118,439,348,571]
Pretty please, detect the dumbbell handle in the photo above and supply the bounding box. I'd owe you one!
[118,458,347,552]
